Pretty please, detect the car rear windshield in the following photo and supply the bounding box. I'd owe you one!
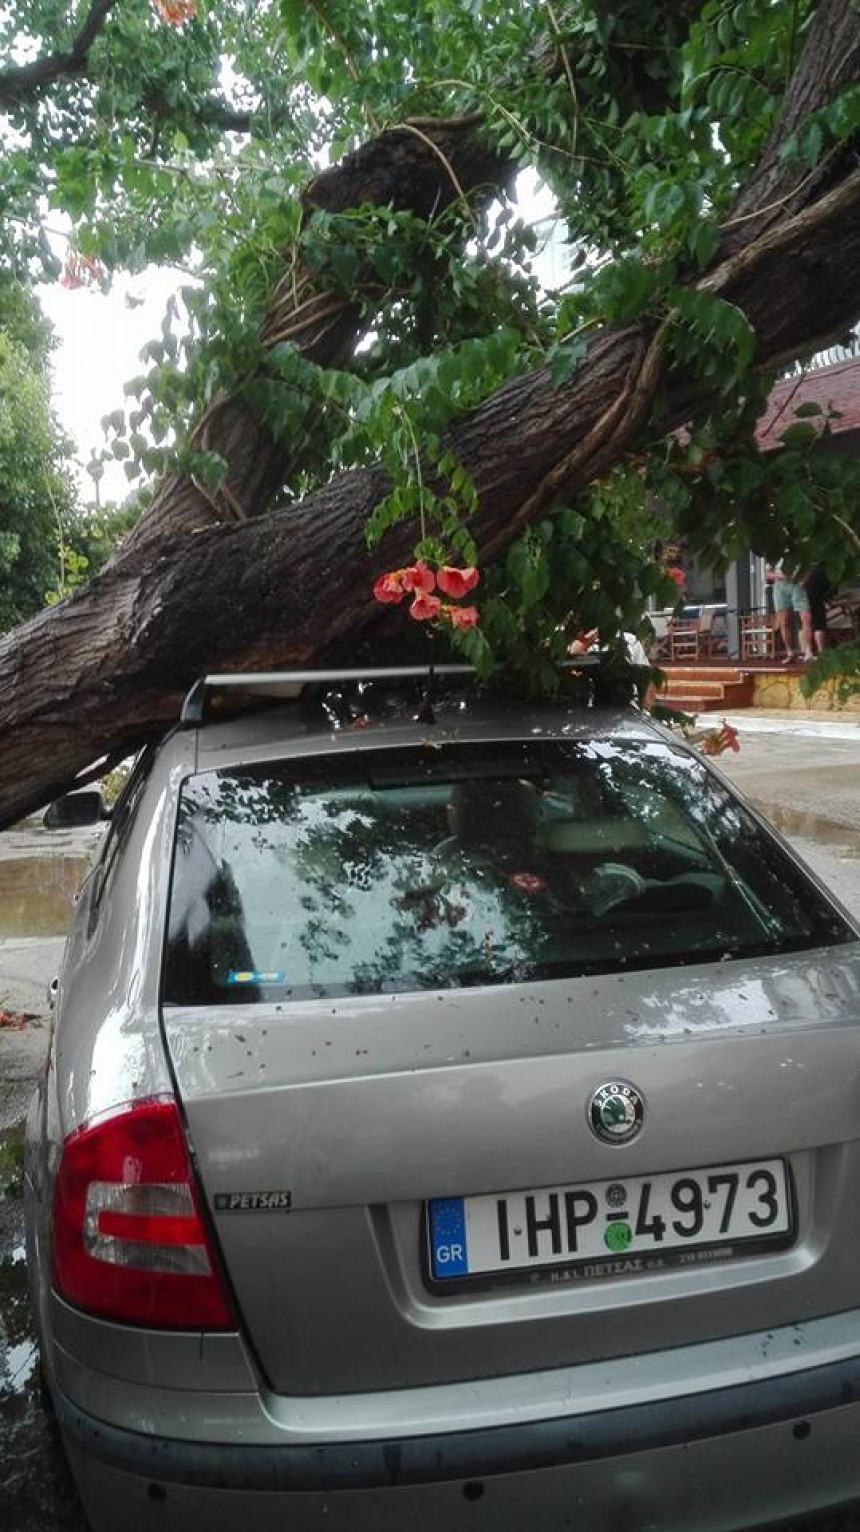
[162,738,853,1004]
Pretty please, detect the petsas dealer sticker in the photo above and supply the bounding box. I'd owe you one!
[428,1157,791,1281]
[214,1190,292,1212]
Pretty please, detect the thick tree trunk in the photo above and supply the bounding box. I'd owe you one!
[1,0,858,829]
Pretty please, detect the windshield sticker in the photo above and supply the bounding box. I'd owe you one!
[225,969,287,986]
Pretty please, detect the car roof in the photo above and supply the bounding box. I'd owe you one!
[180,667,666,772]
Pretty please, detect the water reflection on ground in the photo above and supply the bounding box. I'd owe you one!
[0,856,91,940]
[760,804,860,855]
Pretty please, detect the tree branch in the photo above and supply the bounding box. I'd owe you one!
[0,0,119,106]
[129,115,513,554]
[716,0,860,262]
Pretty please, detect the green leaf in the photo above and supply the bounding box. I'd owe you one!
[778,422,818,448]
[801,119,824,168]
[689,220,718,270]
[548,337,587,387]
[793,401,823,418]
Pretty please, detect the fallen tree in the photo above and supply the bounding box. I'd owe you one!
[1,0,859,827]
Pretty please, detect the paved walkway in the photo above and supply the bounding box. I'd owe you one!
[705,711,860,926]
[720,708,860,741]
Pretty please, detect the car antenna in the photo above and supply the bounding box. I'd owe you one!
[417,636,437,724]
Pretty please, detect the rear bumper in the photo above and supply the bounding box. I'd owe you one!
[56,1349,860,1531]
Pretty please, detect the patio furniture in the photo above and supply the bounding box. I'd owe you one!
[668,617,701,662]
[739,611,777,661]
[663,608,728,663]
[695,606,728,658]
[826,590,860,642]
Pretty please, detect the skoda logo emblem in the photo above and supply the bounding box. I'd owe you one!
[588,1081,645,1145]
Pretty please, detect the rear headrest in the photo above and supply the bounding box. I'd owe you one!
[449,779,538,848]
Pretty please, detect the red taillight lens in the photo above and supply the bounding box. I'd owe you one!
[52,1097,234,1330]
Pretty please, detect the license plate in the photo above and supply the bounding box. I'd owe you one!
[428,1158,791,1280]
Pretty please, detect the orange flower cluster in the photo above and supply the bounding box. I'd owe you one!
[373,562,479,629]
[699,719,740,756]
[59,251,104,290]
[152,0,197,23]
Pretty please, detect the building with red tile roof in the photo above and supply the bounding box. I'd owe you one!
[656,353,860,659]
[757,355,860,454]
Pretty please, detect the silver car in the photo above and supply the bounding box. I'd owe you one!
[24,667,860,1531]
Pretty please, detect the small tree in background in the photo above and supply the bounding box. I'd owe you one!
[0,278,78,631]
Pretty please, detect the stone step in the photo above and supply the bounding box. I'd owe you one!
[662,697,733,714]
[662,678,729,698]
[657,675,755,713]
[662,666,750,682]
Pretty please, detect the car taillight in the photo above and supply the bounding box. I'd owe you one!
[52,1096,234,1330]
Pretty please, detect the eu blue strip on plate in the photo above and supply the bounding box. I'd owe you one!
[429,1197,469,1278]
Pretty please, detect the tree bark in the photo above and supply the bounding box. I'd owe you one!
[716,0,860,262]
[1,0,859,829]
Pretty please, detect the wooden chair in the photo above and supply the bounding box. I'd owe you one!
[695,607,728,659]
[739,611,776,661]
[668,617,700,662]
[647,611,672,662]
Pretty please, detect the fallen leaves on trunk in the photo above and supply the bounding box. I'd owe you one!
[0,1009,36,1030]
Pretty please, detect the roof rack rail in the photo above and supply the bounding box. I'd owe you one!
[179,657,606,728]
[179,665,480,728]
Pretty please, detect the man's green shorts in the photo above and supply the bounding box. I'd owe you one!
[773,579,810,614]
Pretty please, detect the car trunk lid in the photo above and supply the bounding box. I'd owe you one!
[164,946,860,1394]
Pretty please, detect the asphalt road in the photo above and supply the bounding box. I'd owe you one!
[717,725,860,924]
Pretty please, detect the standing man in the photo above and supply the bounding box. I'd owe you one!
[803,563,830,655]
[772,559,814,663]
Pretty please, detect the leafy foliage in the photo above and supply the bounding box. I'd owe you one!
[454,466,675,691]
[2,0,860,693]
[802,641,860,703]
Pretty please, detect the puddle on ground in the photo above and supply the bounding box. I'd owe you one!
[752,801,860,855]
[0,1121,86,1526]
[0,857,90,939]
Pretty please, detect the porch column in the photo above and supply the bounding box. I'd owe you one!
[726,557,753,658]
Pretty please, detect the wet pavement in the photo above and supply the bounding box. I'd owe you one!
[717,728,860,924]
[0,853,91,940]
[1,722,859,1530]
[0,1121,86,1527]
[0,820,100,1527]
[0,818,100,942]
